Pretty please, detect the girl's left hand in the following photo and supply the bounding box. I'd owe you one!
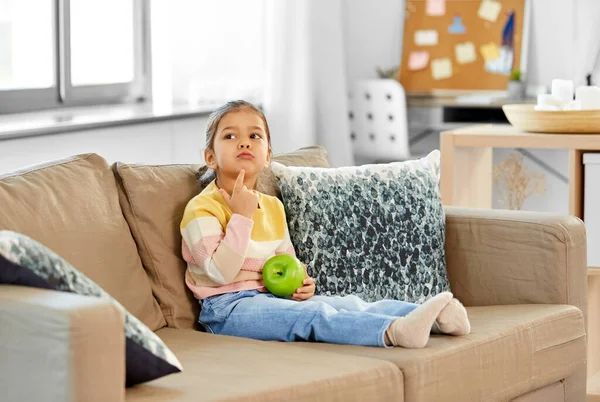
[292,276,315,301]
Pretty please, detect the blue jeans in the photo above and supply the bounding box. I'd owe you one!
[199,290,419,347]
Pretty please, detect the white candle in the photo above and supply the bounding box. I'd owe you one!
[576,86,600,110]
[537,94,564,109]
[564,100,582,111]
[551,79,574,104]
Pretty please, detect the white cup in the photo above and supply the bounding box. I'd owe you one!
[576,86,600,110]
[551,79,574,104]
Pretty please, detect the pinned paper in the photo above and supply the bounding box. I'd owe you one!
[478,0,501,22]
[483,10,516,75]
[408,51,430,71]
[485,45,514,75]
[431,58,453,80]
[455,42,476,64]
[480,42,500,61]
[448,15,466,34]
[414,30,438,46]
[426,0,445,16]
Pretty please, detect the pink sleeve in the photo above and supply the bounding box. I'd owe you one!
[182,213,254,285]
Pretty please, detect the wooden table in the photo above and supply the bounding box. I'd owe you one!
[439,124,600,398]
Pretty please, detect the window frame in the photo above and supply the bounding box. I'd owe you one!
[0,0,151,114]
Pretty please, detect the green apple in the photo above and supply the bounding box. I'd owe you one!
[262,254,305,297]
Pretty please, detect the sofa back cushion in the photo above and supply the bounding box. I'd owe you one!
[0,154,166,331]
[112,146,330,329]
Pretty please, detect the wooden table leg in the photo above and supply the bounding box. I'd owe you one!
[440,133,493,208]
[569,149,584,218]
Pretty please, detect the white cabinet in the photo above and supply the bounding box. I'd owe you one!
[585,153,600,267]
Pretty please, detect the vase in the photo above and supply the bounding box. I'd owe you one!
[507,81,526,100]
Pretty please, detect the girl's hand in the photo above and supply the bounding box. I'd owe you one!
[292,264,315,301]
[219,169,259,219]
[292,277,315,301]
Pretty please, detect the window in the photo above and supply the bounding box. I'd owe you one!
[0,0,148,114]
[167,0,265,106]
[0,0,54,91]
[70,0,135,86]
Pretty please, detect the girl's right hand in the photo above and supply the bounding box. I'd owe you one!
[219,169,259,219]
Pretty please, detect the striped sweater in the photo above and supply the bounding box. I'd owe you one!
[180,180,296,299]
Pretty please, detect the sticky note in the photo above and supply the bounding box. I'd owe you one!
[480,42,500,61]
[408,51,430,71]
[478,0,501,22]
[448,15,466,34]
[431,58,453,80]
[455,42,476,64]
[414,30,438,46]
[426,0,445,16]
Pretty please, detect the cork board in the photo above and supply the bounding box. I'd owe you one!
[396,0,529,95]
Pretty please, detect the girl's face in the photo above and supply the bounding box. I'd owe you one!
[205,109,271,179]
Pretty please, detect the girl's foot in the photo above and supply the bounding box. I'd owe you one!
[435,298,471,336]
[385,292,453,348]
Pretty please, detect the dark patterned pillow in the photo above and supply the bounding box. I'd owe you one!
[270,150,450,304]
[0,230,183,387]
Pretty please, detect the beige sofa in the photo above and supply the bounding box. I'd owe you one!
[0,147,588,402]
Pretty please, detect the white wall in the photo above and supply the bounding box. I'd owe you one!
[525,0,600,90]
[343,0,405,83]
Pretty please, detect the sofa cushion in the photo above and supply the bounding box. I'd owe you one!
[113,162,202,330]
[125,328,403,402]
[289,304,585,402]
[112,146,330,329]
[0,231,183,387]
[257,145,331,198]
[271,150,450,303]
[0,154,165,330]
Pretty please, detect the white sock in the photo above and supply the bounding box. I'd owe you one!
[434,298,471,336]
[385,292,453,348]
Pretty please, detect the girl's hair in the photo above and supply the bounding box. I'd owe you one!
[197,100,272,187]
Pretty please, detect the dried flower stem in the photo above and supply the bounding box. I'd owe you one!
[493,153,546,210]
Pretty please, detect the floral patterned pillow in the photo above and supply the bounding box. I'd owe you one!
[270,150,450,304]
[0,230,183,387]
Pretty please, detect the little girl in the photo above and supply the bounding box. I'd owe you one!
[181,100,470,348]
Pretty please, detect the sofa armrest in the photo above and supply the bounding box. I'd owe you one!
[444,206,587,321]
[0,285,125,402]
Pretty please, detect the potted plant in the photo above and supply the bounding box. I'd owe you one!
[375,65,399,79]
[507,69,526,100]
